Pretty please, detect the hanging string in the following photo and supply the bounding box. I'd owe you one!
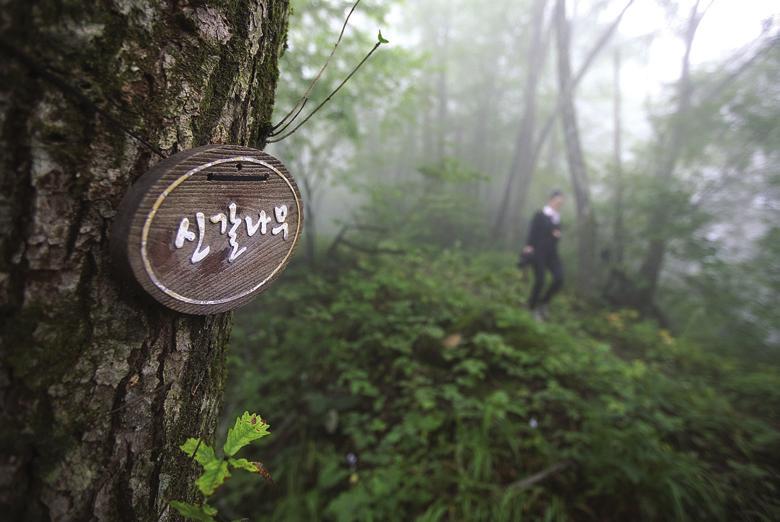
[1,4,389,151]
[267,34,387,143]
[271,0,363,135]
[266,0,389,143]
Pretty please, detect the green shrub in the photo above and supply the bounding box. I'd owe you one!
[221,249,780,521]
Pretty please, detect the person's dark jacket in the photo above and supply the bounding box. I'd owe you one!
[525,210,561,259]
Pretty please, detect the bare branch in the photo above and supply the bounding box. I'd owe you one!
[268,40,385,143]
[272,0,362,133]
[530,0,635,166]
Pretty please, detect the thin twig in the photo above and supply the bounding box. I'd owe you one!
[271,0,362,133]
[268,41,383,143]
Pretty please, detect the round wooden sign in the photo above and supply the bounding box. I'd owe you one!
[111,144,303,315]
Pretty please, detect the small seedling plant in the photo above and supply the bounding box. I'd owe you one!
[170,412,272,521]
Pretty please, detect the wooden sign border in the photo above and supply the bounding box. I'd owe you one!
[111,144,304,315]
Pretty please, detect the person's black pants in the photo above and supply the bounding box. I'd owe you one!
[529,253,563,309]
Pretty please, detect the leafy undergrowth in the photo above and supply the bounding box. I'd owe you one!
[171,412,272,522]
[219,249,780,521]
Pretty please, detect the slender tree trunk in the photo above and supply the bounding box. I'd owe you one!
[0,2,289,520]
[545,119,562,174]
[554,0,597,296]
[305,210,317,265]
[636,1,702,305]
[410,103,421,172]
[436,4,450,164]
[493,0,634,245]
[422,19,435,165]
[470,62,495,173]
[423,88,434,165]
[300,173,317,265]
[492,0,548,242]
[612,47,625,265]
[527,0,635,188]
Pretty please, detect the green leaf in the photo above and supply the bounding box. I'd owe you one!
[181,438,229,496]
[223,412,270,457]
[169,501,217,522]
[228,457,258,473]
[196,460,231,496]
[378,30,389,44]
[228,458,275,483]
[180,438,219,468]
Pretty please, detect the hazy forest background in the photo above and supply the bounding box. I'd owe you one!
[203,0,780,520]
[6,0,777,519]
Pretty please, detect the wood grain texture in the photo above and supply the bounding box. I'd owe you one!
[112,144,303,314]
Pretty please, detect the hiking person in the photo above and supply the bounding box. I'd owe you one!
[522,190,564,321]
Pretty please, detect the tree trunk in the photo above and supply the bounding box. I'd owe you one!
[300,172,317,265]
[492,0,548,243]
[435,3,450,164]
[612,47,625,265]
[0,1,289,520]
[493,0,634,245]
[635,1,702,305]
[554,0,597,296]
[528,0,635,187]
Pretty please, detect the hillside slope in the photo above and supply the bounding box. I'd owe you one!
[220,249,780,521]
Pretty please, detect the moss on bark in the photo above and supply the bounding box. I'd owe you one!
[0,1,290,520]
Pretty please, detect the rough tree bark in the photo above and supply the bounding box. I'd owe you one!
[0,1,289,520]
[554,0,597,296]
[298,162,317,265]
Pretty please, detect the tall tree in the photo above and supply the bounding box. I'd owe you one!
[554,0,597,295]
[0,1,289,520]
[492,0,549,241]
[612,47,625,265]
[636,0,705,305]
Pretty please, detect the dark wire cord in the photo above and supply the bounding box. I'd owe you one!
[271,0,363,135]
